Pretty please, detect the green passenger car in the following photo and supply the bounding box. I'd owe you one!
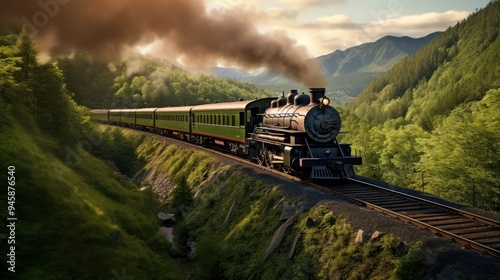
[190,98,275,143]
[135,108,156,128]
[90,109,109,122]
[109,109,121,124]
[155,106,192,136]
[120,109,136,125]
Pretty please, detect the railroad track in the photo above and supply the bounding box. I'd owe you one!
[319,178,500,258]
[114,126,500,258]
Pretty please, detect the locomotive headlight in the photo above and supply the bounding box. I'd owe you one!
[320,97,330,107]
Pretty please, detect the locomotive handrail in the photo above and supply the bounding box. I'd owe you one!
[304,137,315,158]
[335,139,346,158]
[265,113,302,118]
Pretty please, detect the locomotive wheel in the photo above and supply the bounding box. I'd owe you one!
[273,146,283,171]
[257,144,266,165]
[264,145,275,168]
[282,165,291,174]
[302,168,313,182]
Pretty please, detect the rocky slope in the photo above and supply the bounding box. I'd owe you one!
[127,129,500,279]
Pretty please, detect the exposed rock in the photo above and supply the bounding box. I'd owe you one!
[355,229,369,243]
[370,231,381,240]
[288,233,301,259]
[159,226,174,243]
[263,216,294,260]
[355,229,364,243]
[279,200,305,221]
[370,231,383,247]
[157,212,176,224]
[272,197,286,210]
[147,173,176,202]
[280,201,295,221]
[224,195,239,223]
[370,231,383,241]
[294,201,305,215]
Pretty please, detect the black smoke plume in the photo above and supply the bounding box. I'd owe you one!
[1,0,326,87]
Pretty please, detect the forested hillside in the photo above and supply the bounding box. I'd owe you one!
[57,53,274,109]
[0,25,183,279]
[340,1,500,211]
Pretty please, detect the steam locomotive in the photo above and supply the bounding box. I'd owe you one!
[91,88,362,180]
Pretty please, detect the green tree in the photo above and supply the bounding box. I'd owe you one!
[14,26,37,82]
[14,26,37,110]
[39,63,85,147]
[0,45,21,127]
[379,124,426,187]
[169,175,193,219]
[57,52,116,108]
[416,89,500,210]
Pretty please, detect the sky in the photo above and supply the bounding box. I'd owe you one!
[1,0,491,86]
[205,0,491,57]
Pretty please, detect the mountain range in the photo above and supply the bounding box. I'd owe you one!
[187,32,442,98]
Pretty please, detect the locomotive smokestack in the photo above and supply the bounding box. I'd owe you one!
[309,88,326,105]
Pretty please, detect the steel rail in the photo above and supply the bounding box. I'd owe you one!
[346,178,500,228]
[316,178,500,258]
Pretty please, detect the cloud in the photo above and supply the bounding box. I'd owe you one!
[277,0,344,10]
[281,10,471,55]
[315,15,350,26]
[375,11,470,32]
[356,10,470,43]
[261,7,299,20]
[302,15,358,29]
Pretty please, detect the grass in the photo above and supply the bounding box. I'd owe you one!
[3,123,429,279]
[0,123,182,280]
[121,128,430,279]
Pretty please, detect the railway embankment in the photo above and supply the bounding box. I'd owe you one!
[110,126,500,279]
